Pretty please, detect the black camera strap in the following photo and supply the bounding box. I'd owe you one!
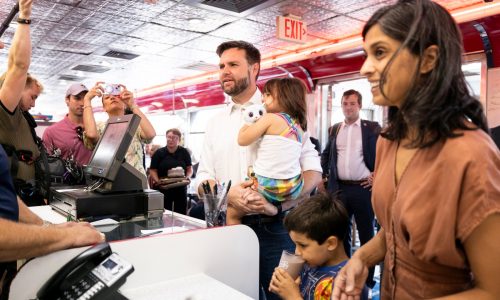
[23,111,52,195]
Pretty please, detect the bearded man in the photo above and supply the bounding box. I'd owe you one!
[196,40,322,300]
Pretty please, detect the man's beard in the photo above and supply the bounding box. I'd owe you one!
[221,74,250,96]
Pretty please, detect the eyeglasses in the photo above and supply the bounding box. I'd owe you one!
[76,126,83,141]
[166,135,179,140]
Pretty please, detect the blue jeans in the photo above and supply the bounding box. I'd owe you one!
[247,220,295,300]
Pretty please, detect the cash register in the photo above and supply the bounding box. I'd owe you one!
[50,114,163,221]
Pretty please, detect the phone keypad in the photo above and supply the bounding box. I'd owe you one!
[57,274,105,300]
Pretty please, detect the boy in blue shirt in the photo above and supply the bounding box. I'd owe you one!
[269,193,368,300]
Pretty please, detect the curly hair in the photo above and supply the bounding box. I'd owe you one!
[362,0,488,148]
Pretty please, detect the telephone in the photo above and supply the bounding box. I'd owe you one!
[37,242,134,300]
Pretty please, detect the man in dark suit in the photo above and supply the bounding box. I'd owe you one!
[491,125,500,149]
[320,89,381,288]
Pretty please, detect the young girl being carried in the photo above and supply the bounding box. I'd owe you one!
[229,77,308,225]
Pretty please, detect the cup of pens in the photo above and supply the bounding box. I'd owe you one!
[201,181,230,228]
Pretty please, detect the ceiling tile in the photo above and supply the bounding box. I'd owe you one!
[38,38,101,54]
[0,0,20,14]
[109,36,172,54]
[158,46,218,64]
[247,0,337,26]
[78,0,177,22]
[308,15,364,40]
[210,19,275,44]
[78,54,133,68]
[74,10,145,35]
[307,0,388,14]
[348,1,396,21]
[32,1,74,23]
[181,35,231,53]
[58,7,98,27]
[155,3,238,33]
[31,20,59,42]
[129,23,202,45]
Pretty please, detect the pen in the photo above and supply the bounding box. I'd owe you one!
[217,180,232,211]
[140,230,163,237]
[225,180,232,196]
[206,183,212,196]
[202,182,210,195]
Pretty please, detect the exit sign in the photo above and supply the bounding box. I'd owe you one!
[276,15,307,43]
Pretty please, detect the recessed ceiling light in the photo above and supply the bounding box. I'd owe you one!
[186,17,204,25]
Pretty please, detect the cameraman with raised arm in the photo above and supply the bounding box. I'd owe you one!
[82,83,156,176]
[0,2,104,298]
[0,1,45,206]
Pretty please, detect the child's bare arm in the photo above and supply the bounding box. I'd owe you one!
[238,114,274,146]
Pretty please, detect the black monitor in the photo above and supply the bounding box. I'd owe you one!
[85,114,141,182]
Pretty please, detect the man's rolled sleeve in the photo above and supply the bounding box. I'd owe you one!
[300,132,322,173]
[195,120,216,195]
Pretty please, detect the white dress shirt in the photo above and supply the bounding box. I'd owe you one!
[253,134,302,179]
[197,88,321,190]
[336,118,371,181]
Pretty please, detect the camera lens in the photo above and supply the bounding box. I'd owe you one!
[104,85,113,94]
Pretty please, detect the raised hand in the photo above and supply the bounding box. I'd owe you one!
[118,85,136,109]
[19,0,34,19]
[85,82,105,102]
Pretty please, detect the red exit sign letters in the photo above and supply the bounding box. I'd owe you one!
[276,15,307,44]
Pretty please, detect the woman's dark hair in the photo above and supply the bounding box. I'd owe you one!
[284,193,349,244]
[216,40,261,80]
[362,0,488,147]
[263,78,308,131]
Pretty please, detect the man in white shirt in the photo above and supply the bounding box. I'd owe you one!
[197,40,322,300]
[320,89,381,288]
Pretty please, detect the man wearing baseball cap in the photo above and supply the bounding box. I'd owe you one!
[42,83,93,167]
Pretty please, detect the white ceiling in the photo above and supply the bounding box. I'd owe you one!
[0,0,481,120]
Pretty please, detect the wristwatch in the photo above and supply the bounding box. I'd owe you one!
[17,18,31,24]
[272,202,283,216]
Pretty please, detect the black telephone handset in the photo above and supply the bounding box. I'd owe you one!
[37,242,134,300]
